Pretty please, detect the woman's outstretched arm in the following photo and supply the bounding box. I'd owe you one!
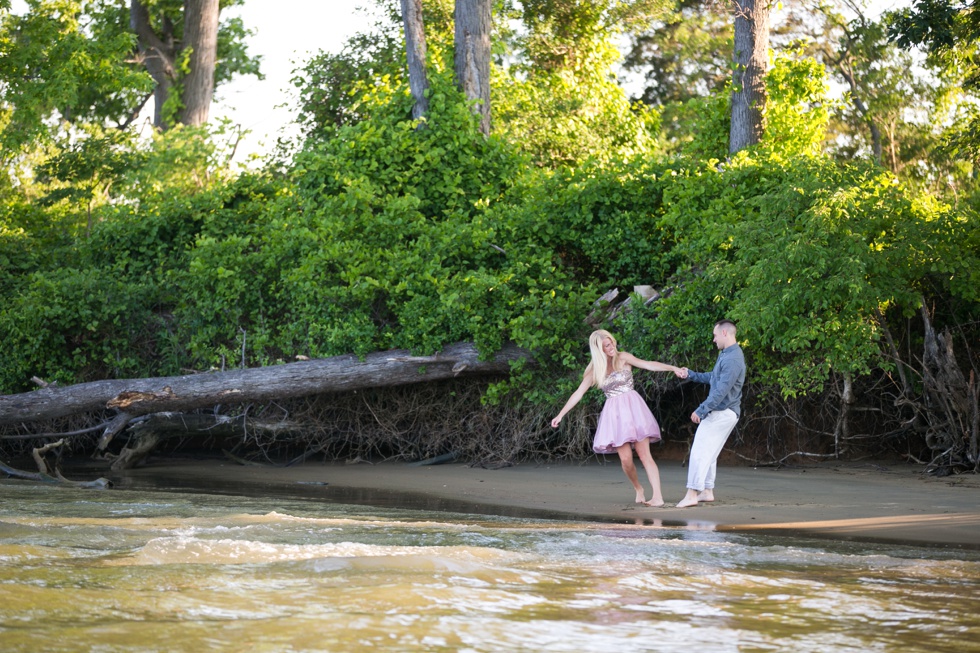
[620,352,686,377]
[551,369,595,428]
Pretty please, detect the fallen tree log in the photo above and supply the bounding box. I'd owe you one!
[0,342,531,427]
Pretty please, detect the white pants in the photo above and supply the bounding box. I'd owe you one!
[687,409,738,491]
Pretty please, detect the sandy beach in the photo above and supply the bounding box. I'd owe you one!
[111,457,980,550]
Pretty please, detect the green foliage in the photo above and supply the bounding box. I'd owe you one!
[633,154,980,397]
[887,0,980,193]
[0,0,261,142]
[294,69,521,220]
[23,122,235,241]
[816,9,971,198]
[493,51,663,167]
[516,0,672,69]
[294,0,406,133]
[0,0,152,155]
[726,161,902,392]
[669,52,833,162]
[674,92,730,160]
[763,52,833,159]
[296,0,664,168]
[0,223,39,298]
[31,70,545,378]
[0,267,158,387]
[1,0,977,432]
[124,123,239,199]
[888,0,968,57]
[492,0,669,167]
[160,46,193,127]
[4,81,976,407]
[293,0,461,135]
[226,71,566,365]
[35,127,137,214]
[622,0,733,109]
[503,159,677,285]
[214,10,263,86]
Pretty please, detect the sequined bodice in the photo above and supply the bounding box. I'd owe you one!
[600,368,634,398]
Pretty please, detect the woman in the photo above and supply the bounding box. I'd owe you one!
[551,329,684,507]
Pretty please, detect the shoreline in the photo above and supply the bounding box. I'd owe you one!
[100,456,980,550]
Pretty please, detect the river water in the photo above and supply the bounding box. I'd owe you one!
[1,480,978,652]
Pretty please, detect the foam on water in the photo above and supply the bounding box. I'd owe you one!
[110,535,519,566]
[1,480,978,653]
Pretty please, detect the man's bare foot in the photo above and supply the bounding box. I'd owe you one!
[635,490,647,504]
[643,498,665,507]
[676,490,700,508]
[697,490,715,503]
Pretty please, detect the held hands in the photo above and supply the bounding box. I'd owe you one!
[674,367,689,379]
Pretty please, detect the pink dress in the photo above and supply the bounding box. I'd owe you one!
[592,367,661,454]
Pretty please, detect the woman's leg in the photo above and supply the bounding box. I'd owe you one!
[633,438,664,506]
[616,443,646,503]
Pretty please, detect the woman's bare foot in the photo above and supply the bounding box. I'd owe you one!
[643,498,665,507]
[697,490,715,503]
[634,490,647,504]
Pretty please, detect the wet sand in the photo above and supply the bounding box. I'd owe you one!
[113,457,980,550]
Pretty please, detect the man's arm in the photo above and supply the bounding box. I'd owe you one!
[685,369,711,385]
[694,358,741,419]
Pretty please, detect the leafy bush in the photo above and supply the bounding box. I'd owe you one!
[612,153,980,398]
[0,268,157,387]
[2,36,977,470]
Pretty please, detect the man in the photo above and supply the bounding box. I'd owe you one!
[676,319,746,508]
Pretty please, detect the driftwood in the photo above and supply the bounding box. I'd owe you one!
[0,439,111,488]
[0,341,530,427]
[105,412,306,470]
[920,306,980,473]
[1,342,530,470]
[585,286,663,326]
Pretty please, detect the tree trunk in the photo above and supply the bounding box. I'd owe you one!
[919,306,976,471]
[0,342,530,426]
[401,0,430,121]
[729,0,770,154]
[179,0,220,127]
[454,0,492,136]
[130,0,177,130]
[832,371,854,458]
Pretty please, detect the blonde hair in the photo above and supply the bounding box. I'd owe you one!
[587,329,624,388]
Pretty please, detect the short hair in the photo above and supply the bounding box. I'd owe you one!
[715,319,736,333]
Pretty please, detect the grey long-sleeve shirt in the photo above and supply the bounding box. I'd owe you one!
[687,344,746,420]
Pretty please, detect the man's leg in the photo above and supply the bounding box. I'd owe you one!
[677,410,738,508]
[705,461,718,490]
[701,410,737,493]
[699,461,718,502]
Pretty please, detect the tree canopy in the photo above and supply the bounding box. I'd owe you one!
[1,0,978,472]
